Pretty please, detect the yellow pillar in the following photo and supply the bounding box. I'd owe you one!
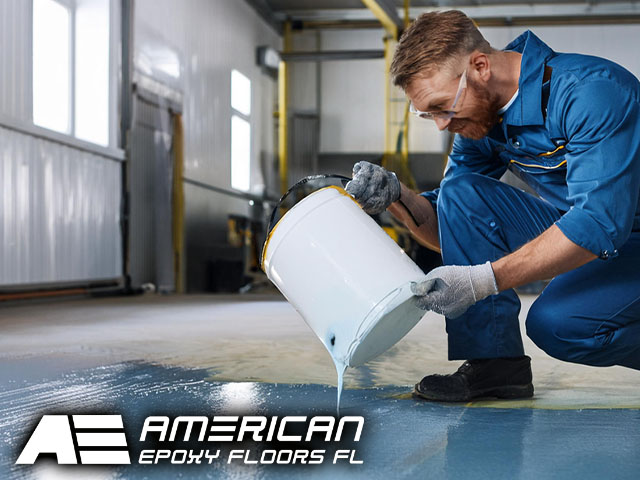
[383,36,392,154]
[361,0,399,39]
[278,21,292,195]
[172,113,185,293]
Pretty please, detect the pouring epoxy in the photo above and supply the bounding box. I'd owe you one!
[262,180,427,412]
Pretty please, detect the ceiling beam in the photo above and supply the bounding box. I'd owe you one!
[298,13,640,30]
[243,0,283,34]
[280,49,385,61]
[360,0,403,38]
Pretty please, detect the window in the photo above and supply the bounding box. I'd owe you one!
[33,0,111,146]
[231,115,251,192]
[33,0,71,134]
[231,70,251,116]
[230,70,251,192]
[75,0,110,146]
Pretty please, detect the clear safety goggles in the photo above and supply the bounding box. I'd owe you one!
[409,68,468,120]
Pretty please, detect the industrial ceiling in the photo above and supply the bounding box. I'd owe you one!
[247,0,640,32]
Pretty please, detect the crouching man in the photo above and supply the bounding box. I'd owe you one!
[346,11,640,402]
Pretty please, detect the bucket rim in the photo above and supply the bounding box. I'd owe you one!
[260,185,357,271]
[346,280,425,367]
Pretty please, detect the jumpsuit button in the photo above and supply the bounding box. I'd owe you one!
[600,250,609,259]
[489,221,496,228]
[512,138,521,148]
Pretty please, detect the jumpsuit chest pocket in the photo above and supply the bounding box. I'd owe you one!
[499,143,567,175]
[493,124,568,173]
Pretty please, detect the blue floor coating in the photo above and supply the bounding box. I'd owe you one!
[2,359,640,480]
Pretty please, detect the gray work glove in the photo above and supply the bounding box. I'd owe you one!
[411,262,499,319]
[345,161,401,215]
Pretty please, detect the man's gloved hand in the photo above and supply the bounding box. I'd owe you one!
[411,262,499,319]
[345,161,401,215]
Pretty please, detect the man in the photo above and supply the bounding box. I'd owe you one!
[346,10,640,402]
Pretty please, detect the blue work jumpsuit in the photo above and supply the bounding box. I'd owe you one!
[421,31,640,369]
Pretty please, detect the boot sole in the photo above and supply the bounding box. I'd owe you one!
[412,383,534,403]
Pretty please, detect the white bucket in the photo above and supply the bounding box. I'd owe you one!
[262,185,426,367]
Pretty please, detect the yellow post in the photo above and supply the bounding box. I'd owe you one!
[361,0,398,39]
[378,0,417,190]
[383,36,392,154]
[402,101,409,159]
[172,113,185,293]
[278,21,292,195]
[404,0,411,28]
[278,60,288,196]
[402,0,411,160]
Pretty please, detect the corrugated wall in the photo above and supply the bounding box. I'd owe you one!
[0,0,31,121]
[128,93,175,291]
[0,126,122,286]
[0,0,123,287]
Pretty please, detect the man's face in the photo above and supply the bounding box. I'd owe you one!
[406,65,501,140]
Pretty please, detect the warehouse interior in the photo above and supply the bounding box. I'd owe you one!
[2,0,640,478]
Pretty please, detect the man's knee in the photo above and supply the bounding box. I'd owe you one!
[526,297,592,364]
[438,173,485,210]
[437,173,496,224]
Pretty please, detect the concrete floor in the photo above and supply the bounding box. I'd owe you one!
[2,293,640,479]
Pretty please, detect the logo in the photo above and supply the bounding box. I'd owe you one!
[16,415,131,465]
[17,414,364,466]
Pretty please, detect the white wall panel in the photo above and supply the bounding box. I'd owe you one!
[289,28,449,154]
[0,126,122,285]
[289,30,320,113]
[482,24,640,77]
[135,0,280,196]
[319,29,385,153]
[0,0,123,287]
[134,0,281,290]
[0,0,32,122]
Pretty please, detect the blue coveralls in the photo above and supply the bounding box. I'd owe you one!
[421,31,640,370]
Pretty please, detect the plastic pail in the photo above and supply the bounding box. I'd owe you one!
[262,184,426,367]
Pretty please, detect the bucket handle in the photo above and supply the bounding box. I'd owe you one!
[266,174,351,236]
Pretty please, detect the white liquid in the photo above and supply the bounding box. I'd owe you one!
[334,359,347,416]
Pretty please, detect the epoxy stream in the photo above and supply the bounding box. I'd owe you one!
[335,361,347,415]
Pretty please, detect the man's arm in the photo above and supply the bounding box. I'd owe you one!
[411,224,598,319]
[491,224,596,291]
[387,134,506,253]
[493,75,640,291]
[387,182,440,252]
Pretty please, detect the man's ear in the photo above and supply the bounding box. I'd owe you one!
[469,51,491,83]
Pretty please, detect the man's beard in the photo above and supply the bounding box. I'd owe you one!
[448,78,501,140]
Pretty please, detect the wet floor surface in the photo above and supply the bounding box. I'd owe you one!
[2,294,640,478]
[2,359,640,480]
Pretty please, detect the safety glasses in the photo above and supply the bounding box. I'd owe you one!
[410,68,468,120]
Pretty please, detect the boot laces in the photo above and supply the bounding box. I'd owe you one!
[456,360,475,375]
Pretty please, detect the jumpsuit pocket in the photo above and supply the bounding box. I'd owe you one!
[509,155,566,172]
[507,155,567,178]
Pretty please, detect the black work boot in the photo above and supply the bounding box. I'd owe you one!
[413,356,534,402]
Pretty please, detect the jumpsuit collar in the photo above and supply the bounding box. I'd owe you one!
[500,30,556,126]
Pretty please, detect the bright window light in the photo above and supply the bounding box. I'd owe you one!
[231,69,251,116]
[33,0,71,134]
[231,115,251,192]
[75,0,110,146]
